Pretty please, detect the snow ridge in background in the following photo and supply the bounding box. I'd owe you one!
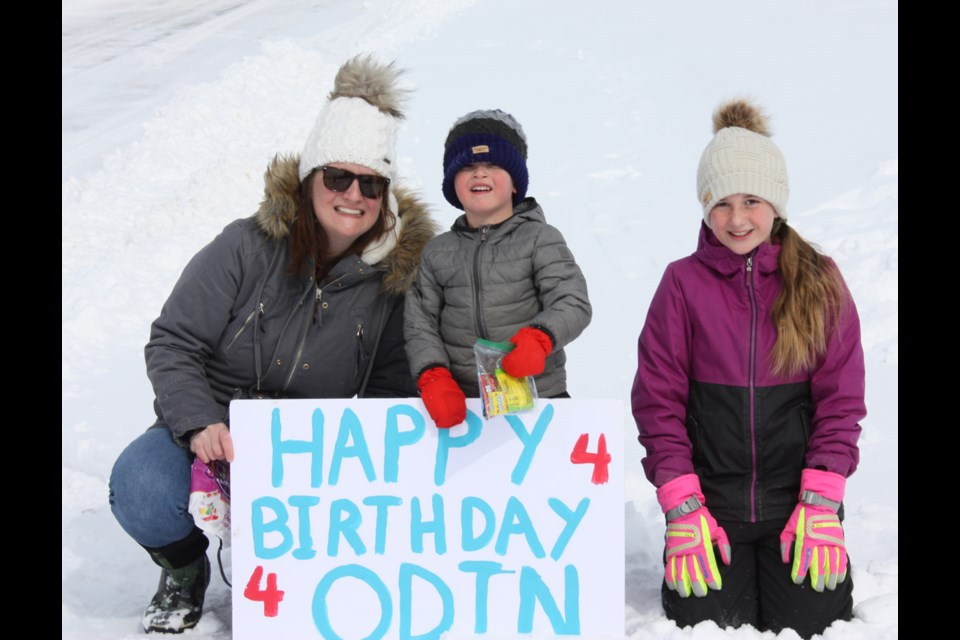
[62,1,897,638]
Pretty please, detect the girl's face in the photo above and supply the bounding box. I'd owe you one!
[454,162,516,228]
[312,162,383,257]
[708,193,777,255]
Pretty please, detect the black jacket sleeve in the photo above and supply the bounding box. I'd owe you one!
[361,295,417,398]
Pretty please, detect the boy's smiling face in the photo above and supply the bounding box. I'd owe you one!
[455,162,516,228]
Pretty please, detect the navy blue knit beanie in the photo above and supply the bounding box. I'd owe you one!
[442,109,529,210]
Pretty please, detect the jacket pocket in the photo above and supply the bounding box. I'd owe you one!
[354,320,371,387]
[685,413,706,465]
[798,400,811,443]
[775,398,811,461]
[223,302,266,354]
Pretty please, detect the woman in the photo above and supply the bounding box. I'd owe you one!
[109,55,436,634]
[631,100,865,638]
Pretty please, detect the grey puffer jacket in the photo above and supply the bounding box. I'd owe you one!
[145,155,437,444]
[404,198,591,397]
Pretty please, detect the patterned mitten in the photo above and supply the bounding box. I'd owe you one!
[657,473,732,597]
[780,468,848,592]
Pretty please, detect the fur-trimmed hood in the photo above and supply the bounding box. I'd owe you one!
[254,154,437,295]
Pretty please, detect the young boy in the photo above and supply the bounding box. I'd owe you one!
[405,109,592,428]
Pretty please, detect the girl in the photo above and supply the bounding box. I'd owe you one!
[631,100,865,639]
[109,55,436,634]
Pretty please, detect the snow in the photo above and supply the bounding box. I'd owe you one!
[61,1,898,638]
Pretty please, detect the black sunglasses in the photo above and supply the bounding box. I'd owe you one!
[319,166,390,199]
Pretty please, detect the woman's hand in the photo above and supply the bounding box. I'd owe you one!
[190,422,234,463]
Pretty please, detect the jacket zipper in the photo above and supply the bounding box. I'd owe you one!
[225,303,264,351]
[355,322,365,384]
[472,226,490,339]
[746,254,759,523]
[281,280,324,391]
[282,272,352,391]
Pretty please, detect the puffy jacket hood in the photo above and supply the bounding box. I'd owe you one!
[449,196,544,234]
[254,154,438,295]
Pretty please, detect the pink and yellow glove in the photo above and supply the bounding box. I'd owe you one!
[779,468,848,592]
[417,367,467,429]
[501,327,553,378]
[657,474,732,597]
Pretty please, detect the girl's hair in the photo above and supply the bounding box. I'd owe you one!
[287,170,395,280]
[770,218,847,376]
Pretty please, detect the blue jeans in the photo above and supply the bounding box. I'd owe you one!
[109,426,197,549]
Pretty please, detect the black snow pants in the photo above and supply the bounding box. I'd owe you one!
[662,518,854,639]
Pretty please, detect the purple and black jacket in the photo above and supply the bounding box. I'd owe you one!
[631,224,865,523]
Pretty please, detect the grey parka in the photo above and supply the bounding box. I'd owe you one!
[404,198,591,397]
[145,156,437,444]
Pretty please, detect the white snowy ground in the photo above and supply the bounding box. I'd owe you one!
[62,1,898,638]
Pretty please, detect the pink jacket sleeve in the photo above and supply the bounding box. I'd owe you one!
[631,265,697,487]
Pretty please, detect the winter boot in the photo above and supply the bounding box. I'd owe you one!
[142,553,211,634]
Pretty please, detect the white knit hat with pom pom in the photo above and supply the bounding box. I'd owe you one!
[299,55,407,182]
[696,99,789,223]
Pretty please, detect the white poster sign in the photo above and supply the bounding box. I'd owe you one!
[230,398,624,639]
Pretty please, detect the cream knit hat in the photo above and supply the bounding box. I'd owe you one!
[696,100,789,224]
[299,55,406,182]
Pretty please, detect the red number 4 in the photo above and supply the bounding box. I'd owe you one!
[570,433,611,485]
[244,565,285,617]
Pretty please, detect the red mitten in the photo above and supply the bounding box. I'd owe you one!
[417,367,467,428]
[501,327,553,377]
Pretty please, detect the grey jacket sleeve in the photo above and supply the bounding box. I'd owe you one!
[526,224,592,350]
[145,221,247,442]
[403,246,451,380]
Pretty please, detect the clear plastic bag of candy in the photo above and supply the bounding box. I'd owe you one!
[474,338,538,419]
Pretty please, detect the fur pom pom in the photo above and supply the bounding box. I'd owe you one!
[329,54,407,119]
[712,99,770,136]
